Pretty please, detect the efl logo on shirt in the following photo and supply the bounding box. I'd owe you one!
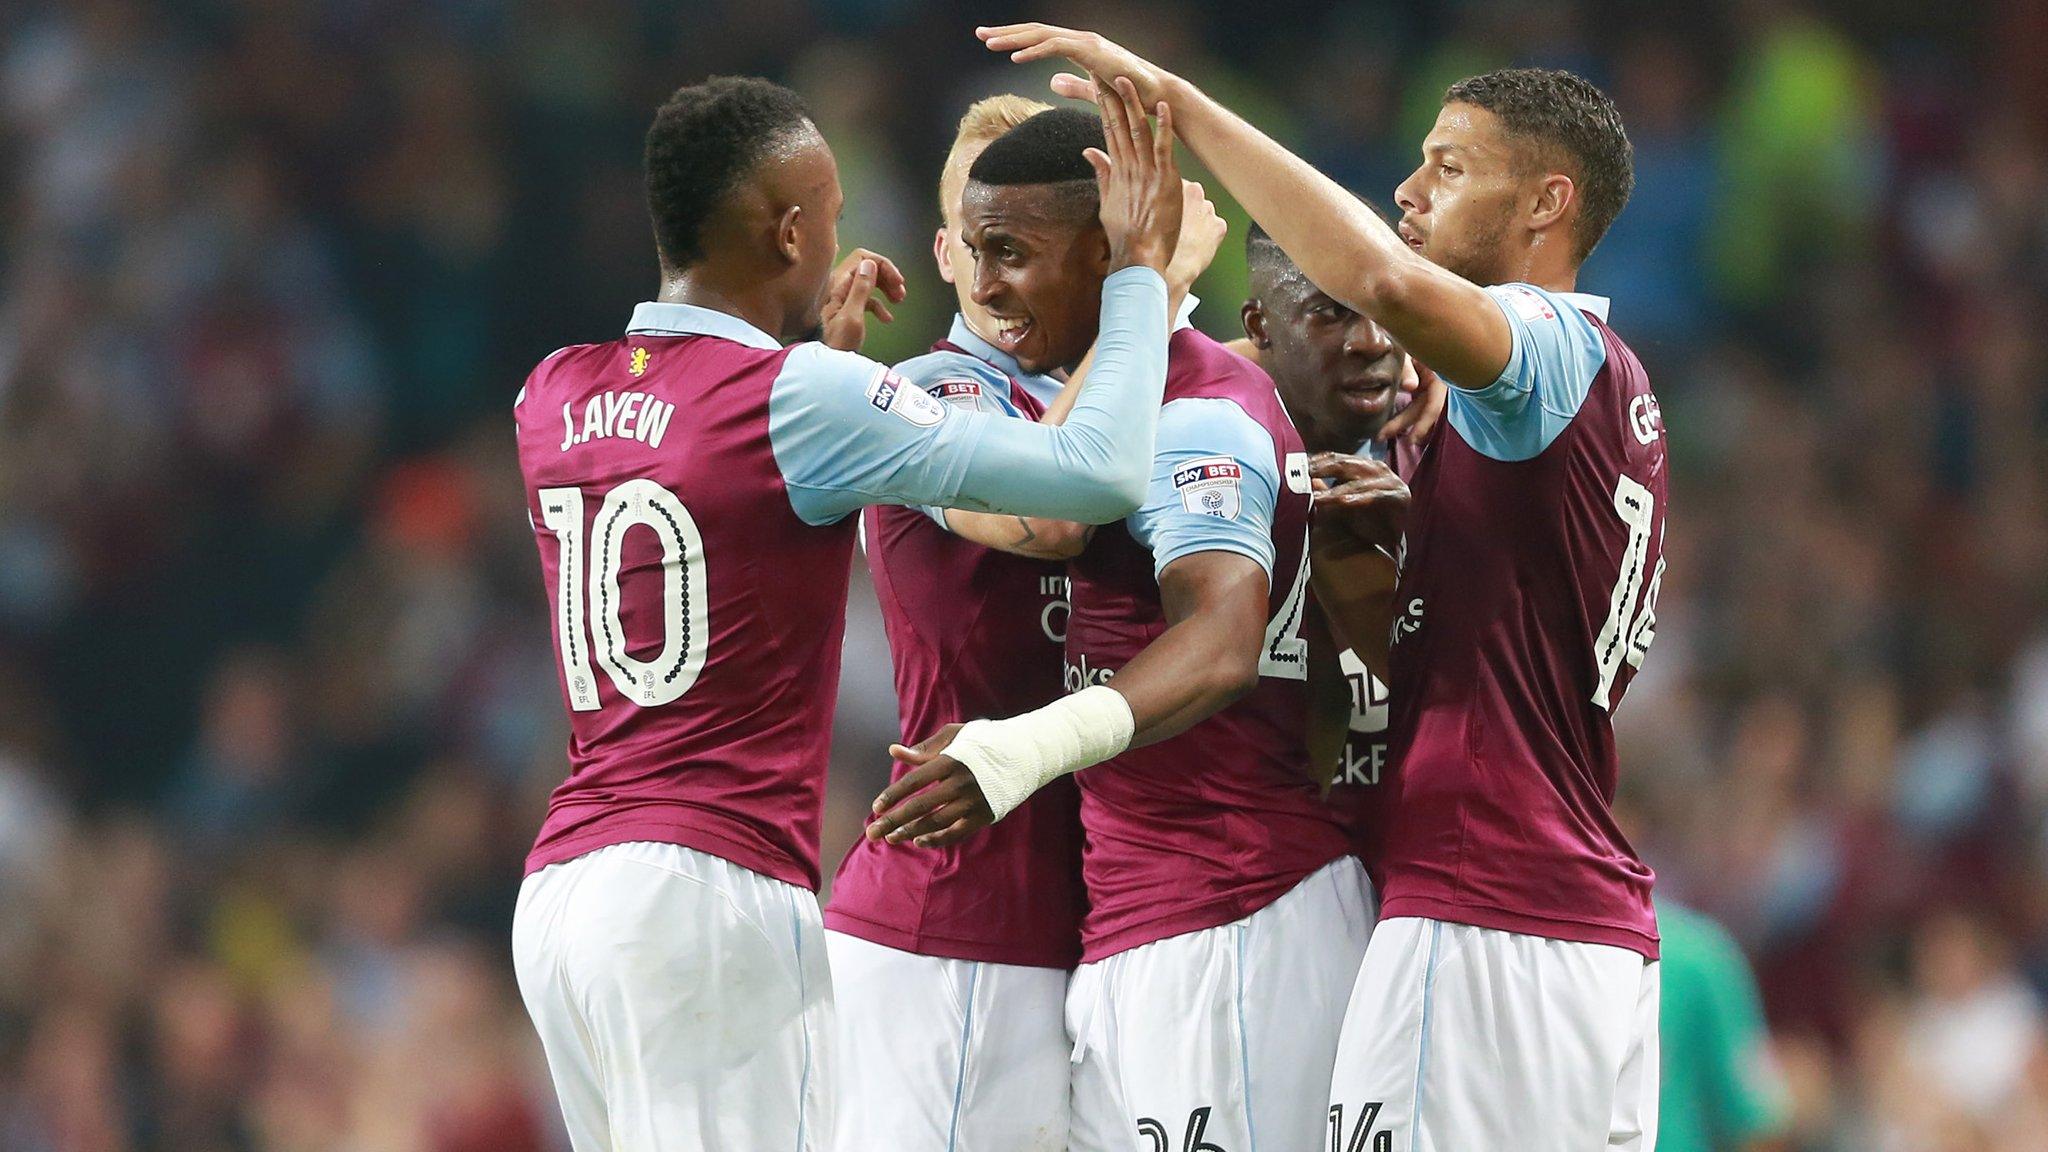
[933,378,983,408]
[866,368,945,428]
[1173,456,1243,519]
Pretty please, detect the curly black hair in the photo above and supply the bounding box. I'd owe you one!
[1444,68,1634,263]
[644,77,813,269]
[967,107,1103,187]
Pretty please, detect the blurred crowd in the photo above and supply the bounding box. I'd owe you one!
[0,0,2042,1148]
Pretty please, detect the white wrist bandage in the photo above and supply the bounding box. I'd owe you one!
[946,685,1136,822]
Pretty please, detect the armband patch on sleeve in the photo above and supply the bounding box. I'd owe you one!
[931,378,984,408]
[1173,456,1244,519]
[866,368,946,427]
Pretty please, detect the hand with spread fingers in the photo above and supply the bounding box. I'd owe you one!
[865,724,995,849]
[978,23,1175,109]
[1166,178,1227,302]
[1310,451,1411,556]
[820,247,907,352]
[1379,360,1446,445]
[1083,75,1183,276]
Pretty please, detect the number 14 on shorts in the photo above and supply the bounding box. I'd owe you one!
[1328,1101,1393,1152]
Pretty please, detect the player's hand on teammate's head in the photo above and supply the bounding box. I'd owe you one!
[820,247,908,352]
[978,24,1169,108]
[866,724,997,848]
[1087,75,1182,276]
[1378,361,1445,445]
[1164,180,1226,299]
[1309,452,1410,554]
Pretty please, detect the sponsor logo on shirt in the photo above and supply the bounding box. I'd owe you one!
[933,378,983,408]
[1390,595,1425,648]
[1172,455,1243,519]
[1039,574,1070,643]
[1337,649,1390,787]
[1063,653,1117,692]
[866,368,946,428]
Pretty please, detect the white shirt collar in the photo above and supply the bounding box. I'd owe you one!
[1558,291,1611,321]
[626,301,782,351]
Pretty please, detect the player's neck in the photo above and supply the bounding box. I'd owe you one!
[658,275,789,345]
[1499,241,1578,295]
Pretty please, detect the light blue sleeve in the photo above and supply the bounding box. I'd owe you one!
[1128,397,1280,581]
[1448,282,1607,462]
[891,351,1024,418]
[889,351,1022,527]
[769,266,1169,526]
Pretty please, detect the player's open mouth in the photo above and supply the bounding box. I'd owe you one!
[1398,223,1425,251]
[1339,378,1397,414]
[991,315,1033,352]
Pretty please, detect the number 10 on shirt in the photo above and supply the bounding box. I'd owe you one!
[538,479,710,711]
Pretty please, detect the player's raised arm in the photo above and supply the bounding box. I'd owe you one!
[978,24,1512,389]
[941,176,1226,560]
[769,77,1182,527]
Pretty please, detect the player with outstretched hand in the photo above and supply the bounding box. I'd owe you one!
[978,23,1670,1152]
[823,92,1221,1152]
[508,74,1182,1152]
[865,95,1366,1152]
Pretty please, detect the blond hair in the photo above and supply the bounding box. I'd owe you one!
[938,94,1055,219]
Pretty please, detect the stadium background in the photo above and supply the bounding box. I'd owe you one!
[1,0,2043,1147]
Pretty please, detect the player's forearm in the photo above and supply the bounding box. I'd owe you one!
[1161,78,1506,386]
[1302,609,1348,790]
[1042,345,1093,426]
[941,509,1094,560]
[1109,612,1262,747]
[951,266,1167,522]
[1310,551,1398,682]
[1052,265,1169,485]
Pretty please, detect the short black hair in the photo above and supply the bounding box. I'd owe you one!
[968,107,1103,186]
[644,76,814,269]
[1444,68,1633,263]
[1245,221,1298,288]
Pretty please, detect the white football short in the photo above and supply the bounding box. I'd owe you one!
[1066,857,1374,1152]
[1327,916,1661,1152]
[825,931,1071,1151]
[511,840,833,1151]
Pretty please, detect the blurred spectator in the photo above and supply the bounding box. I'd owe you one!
[1657,900,1792,1152]
[0,1,2041,1147]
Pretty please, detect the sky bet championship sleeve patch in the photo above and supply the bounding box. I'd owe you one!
[1173,455,1244,519]
[866,366,945,428]
[931,377,984,409]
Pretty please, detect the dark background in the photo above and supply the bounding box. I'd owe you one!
[1,0,2044,1147]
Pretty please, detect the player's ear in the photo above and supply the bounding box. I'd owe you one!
[1088,222,1113,275]
[1529,173,1574,235]
[774,204,804,266]
[933,226,955,284]
[1241,300,1269,349]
